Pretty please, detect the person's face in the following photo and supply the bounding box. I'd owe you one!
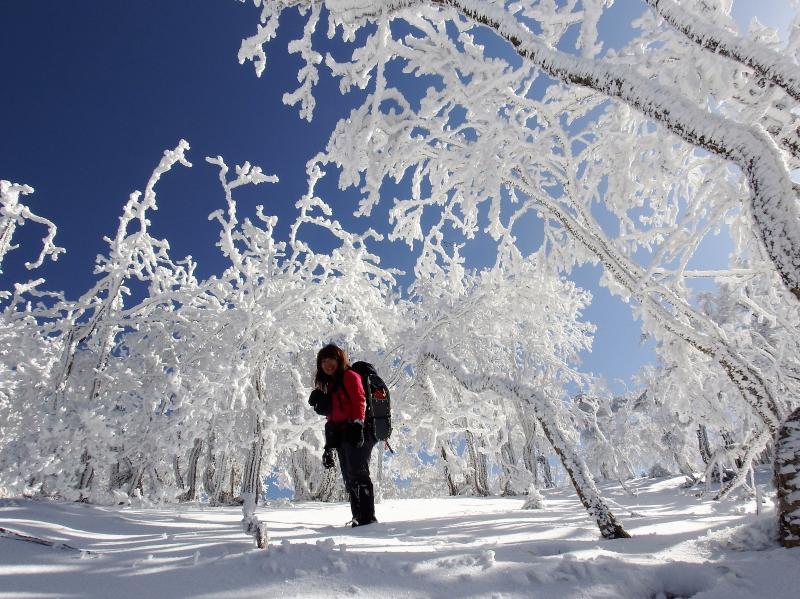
[321,357,338,376]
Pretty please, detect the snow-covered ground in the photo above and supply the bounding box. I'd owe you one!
[1,476,798,599]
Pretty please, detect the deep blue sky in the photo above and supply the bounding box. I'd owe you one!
[0,1,788,391]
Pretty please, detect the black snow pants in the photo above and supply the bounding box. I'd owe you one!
[337,429,377,525]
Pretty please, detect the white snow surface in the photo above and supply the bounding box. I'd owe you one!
[1,476,798,599]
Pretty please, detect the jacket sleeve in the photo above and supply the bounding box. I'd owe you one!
[343,369,366,422]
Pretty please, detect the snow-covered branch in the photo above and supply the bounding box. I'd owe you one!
[0,180,65,273]
[644,0,800,102]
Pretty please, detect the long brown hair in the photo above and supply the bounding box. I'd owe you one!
[314,343,350,390]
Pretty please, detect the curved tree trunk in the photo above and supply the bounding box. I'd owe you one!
[439,441,461,496]
[775,407,800,548]
[423,350,630,539]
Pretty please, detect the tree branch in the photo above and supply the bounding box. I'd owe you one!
[644,0,800,103]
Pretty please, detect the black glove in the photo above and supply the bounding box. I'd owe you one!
[322,448,336,469]
[347,421,365,448]
[308,389,331,416]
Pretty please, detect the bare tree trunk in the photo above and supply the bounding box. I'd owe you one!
[126,465,145,497]
[147,465,163,500]
[775,407,800,548]
[538,455,555,489]
[202,432,217,497]
[240,418,267,549]
[516,407,555,489]
[439,441,460,496]
[241,425,265,500]
[202,433,230,505]
[518,408,539,484]
[77,449,94,500]
[499,437,520,496]
[179,438,203,502]
[465,429,490,496]
[228,463,239,502]
[696,424,722,482]
[660,431,694,479]
[173,455,184,490]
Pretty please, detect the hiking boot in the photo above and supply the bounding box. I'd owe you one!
[356,483,375,524]
[347,488,359,520]
[351,516,378,528]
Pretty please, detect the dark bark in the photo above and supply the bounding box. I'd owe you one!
[179,438,203,502]
[697,425,713,465]
[241,422,265,500]
[440,442,460,496]
[643,0,800,102]
[774,407,800,547]
[173,455,184,490]
[77,449,94,499]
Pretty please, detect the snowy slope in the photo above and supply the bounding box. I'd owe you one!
[1,476,798,599]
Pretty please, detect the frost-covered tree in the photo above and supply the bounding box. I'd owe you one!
[237,0,800,544]
[0,142,402,512]
[380,247,630,538]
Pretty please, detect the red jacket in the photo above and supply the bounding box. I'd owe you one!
[328,369,366,424]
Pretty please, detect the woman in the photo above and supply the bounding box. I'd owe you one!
[309,343,377,527]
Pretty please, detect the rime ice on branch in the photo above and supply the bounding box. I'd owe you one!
[236,0,800,540]
[0,180,64,273]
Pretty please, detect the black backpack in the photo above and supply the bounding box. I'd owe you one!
[349,361,392,441]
